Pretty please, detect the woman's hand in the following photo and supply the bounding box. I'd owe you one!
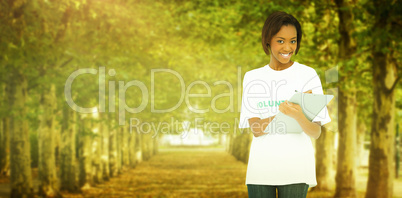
[278,90,322,139]
[248,116,276,137]
[278,101,304,120]
[279,89,312,119]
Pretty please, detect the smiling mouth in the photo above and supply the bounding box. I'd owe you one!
[280,52,293,58]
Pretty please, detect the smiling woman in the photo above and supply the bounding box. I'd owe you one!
[238,11,331,198]
[269,25,297,68]
[262,12,302,64]
[261,12,302,71]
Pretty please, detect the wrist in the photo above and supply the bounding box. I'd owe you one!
[295,114,308,123]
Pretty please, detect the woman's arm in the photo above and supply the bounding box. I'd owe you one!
[248,90,315,138]
[294,113,321,139]
[248,116,276,137]
[278,101,321,139]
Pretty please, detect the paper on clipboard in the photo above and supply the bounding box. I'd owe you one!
[264,92,334,134]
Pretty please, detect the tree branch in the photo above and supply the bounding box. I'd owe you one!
[60,58,73,68]
[359,68,372,74]
[389,75,400,93]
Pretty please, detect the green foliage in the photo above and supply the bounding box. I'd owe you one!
[0,0,400,143]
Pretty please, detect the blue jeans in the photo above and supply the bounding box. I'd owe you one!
[247,183,309,198]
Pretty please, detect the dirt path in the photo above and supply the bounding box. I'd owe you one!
[1,147,401,198]
[63,147,249,198]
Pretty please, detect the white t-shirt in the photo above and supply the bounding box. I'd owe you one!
[238,62,331,187]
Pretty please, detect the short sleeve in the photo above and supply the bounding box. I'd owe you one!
[301,70,331,126]
[238,73,262,128]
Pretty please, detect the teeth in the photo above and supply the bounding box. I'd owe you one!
[281,53,290,56]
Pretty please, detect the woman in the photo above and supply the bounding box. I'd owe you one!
[239,11,331,198]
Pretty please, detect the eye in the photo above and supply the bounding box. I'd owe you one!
[291,40,297,44]
[277,40,284,44]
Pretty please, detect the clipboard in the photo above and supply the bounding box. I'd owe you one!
[264,92,334,134]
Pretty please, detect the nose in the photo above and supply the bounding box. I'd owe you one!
[284,42,291,52]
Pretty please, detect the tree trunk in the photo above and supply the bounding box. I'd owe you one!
[314,127,334,191]
[8,72,34,197]
[398,123,401,179]
[148,133,154,158]
[129,127,137,168]
[54,118,61,169]
[100,113,110,180]
[310,7,336,191]
[335,89,357,198]
[232,130,252,164]
[0,84,10,176]
[60,104,78,192]
[356,121,367,167]
[141,134,148,161]
[109,118,118,177]
[122,125,130,168]
[0,117,2,171]
[141,133,152,161]
[334,0,358,197]
[0,83,10,176]
[365,50,396,198]
[92,117,103,184]
[116,126,122,173]
[227,131,234,154]
[79,116,93,189]
[38,84,60,197]
[364,1,398,196]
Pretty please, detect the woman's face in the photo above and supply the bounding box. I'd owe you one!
[269,25,297,65]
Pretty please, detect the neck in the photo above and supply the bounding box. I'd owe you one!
[269,59,294,71]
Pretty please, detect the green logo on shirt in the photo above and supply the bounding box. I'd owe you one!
[257,100,285,108]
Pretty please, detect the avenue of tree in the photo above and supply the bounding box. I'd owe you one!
[0,0,401,198]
